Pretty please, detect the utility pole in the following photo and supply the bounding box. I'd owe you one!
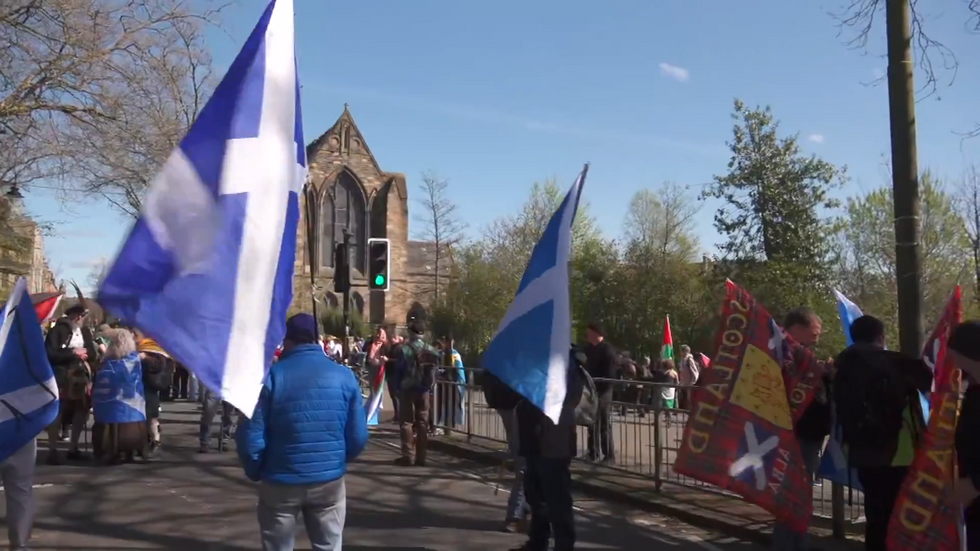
[341,228,352,362]
[886,0,924,356]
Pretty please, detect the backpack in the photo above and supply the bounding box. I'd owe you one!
[400,339,439,391]
[835,348,908,450]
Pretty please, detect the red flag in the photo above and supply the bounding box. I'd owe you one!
[674,281,821,532]
[0,292,63,323]
[887,287,963,551]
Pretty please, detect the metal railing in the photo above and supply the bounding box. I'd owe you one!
[419,368,865,533]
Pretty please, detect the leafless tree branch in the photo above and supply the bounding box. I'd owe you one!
[0,0,229,216]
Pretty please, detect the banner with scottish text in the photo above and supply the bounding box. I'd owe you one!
[674,280,822,532]
[887,286,963,551]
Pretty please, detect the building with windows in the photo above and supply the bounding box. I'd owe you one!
[293,106,447,329]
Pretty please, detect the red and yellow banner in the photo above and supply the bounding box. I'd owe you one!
[674,281,821,532]
[887,287,963,550]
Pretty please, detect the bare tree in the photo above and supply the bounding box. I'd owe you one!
[958,165,980,303]
[623,181,700,263]
[0,0,225,216]
[415,172,466,304]
[835,0,980,136]
[86,257,109,292]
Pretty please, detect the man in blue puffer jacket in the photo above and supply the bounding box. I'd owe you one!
[237,313,368,551]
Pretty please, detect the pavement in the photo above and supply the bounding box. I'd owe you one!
[2,401,770,550]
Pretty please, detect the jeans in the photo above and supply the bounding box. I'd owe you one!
[586,402,614,461]
[857,466,908,551]
[499,409,527,521]
[257,477,346,551]
[1,439,37,550]
[524,456,575,551]
[199,390,235,444]
[770,437,823,550]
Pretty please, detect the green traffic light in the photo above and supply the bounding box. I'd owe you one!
[374,274,385,286]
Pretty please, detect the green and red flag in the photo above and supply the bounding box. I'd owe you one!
[662,315,674,360]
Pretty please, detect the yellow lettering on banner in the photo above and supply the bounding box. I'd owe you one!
[688,429,710,453]
[694,401,720,426]
[729,345,793,430]
[685,299,748,455]
[898,500,932,532]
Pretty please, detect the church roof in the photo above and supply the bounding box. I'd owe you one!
[305,105,382,173]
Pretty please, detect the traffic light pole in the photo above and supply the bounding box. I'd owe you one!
[341,228,351,362]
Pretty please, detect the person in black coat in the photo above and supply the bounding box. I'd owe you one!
[43,305,97,464]
[947,321,980,549]
[484,348,583,551]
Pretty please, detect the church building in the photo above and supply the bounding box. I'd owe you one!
[292,106,442,329]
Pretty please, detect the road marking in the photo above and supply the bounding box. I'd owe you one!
[0,483,56,491]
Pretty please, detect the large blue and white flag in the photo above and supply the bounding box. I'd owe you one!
[0,277,59,462]
[92,353,146,424]
[98,0,306,417]
[481,165,589,423]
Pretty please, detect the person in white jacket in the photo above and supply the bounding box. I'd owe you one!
[677,345,700,410]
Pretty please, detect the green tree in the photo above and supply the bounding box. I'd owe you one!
[833,173,973,337]
[702,99,846,326]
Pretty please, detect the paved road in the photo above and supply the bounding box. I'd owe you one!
[2,401,764,550]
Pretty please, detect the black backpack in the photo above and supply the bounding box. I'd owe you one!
[835,348,908,450]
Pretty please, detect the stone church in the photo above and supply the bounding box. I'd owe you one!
[291,106,443,329]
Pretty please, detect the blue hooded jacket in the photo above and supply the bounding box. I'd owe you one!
[237,344,368,484]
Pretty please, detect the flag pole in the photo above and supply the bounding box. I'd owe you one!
[303,178,320,337]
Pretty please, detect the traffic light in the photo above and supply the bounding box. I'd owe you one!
[367,238,390,291]
[333,242,350,293]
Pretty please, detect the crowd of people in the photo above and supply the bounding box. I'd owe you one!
[12,296,980,551]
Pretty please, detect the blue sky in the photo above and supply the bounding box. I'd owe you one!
[31,0,980,288]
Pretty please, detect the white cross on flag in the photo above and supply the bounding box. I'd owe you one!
[98,0,306,417]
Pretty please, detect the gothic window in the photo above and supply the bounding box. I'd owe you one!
[319,171,366,272]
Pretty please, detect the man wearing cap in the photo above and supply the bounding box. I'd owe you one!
[43,305,97,464]
[237,313,368,551]
[393,317,441,466]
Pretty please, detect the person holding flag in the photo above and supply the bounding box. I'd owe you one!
[834,315,932,551]
[947,321,980,548]
[0,278,61,551]
[481,165,590,551]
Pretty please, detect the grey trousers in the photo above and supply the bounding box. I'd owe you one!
[1,439,37,550]
[257,477,346,551]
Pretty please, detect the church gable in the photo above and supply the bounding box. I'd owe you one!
[306,105,382,175]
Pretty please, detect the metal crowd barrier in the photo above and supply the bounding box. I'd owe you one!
[424,368,865,534]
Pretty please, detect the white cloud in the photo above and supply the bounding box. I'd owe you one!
[807,134,825,144]
[658,62,690,83]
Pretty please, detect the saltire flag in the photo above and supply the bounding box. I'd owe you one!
[436,349,467,428]
[0,278,60,462]
[674,280,822,532]
[365,364,385,426]
[662,315,674,360]
[92,353,147,424]
[0,292,64,324]
[817,289,866,490]
[887,287,964,551]
[481,165,589,423]
[97,0,306,417]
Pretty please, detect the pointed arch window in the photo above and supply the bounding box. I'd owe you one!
[319,171,366,272]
